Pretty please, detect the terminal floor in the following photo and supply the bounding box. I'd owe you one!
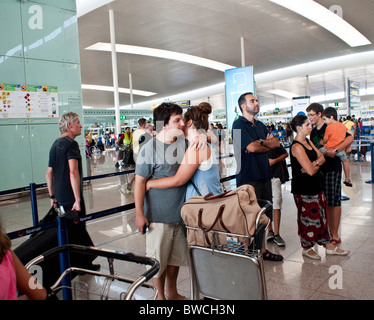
[1,149,374,300]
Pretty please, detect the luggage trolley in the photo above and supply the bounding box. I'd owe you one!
[25,244,159,300]
[187,200,272,300]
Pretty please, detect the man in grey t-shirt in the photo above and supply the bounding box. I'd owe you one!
[136,137,187,223]
[134,103,188,300]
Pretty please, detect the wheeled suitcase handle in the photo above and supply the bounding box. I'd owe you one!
[256,199,272,228]
[25,244,159,282]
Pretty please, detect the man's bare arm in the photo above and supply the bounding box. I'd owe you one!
[324,134,354,158]
[68,159,81,211]
[134,174,149,233]
[246,136,280,153]
[45,167,56,207]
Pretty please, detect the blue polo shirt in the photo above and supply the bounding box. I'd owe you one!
[232,115,272,186]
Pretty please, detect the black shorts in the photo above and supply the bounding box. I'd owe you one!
[322,171,342,207]
[247,179,273,219]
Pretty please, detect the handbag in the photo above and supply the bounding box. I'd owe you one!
[180,184,269,247]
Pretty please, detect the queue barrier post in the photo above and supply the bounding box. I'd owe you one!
[56,207,73,300]
[30,183,39,226]
[365,142,374,184]
[354,138,363,163]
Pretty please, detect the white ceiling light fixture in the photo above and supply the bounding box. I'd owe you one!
[267,89,299,99]
[268,0,371,47]
[81,84,157,97]
[76,0,115,18]
[118,82,226,109]
[86,42,236,72]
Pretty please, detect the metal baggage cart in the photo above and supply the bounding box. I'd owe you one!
[187,200,272,300]
[25,244,159,300]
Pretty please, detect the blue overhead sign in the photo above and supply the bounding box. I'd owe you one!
[225,66,254,130]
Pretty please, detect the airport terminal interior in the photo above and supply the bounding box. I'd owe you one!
[1,0,374,301]
[2,145,374,300]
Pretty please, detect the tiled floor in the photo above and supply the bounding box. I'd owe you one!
[1,146,374,300]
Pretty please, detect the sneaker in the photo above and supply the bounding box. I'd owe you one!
[266,231,274,242]
[126,183,132,194]
[273,235,286,247]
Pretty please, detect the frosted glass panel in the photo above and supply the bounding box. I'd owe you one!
[22,3,66,62]
[0,124,33,191]
[0,56,25,85]
[64,11,80,63]
[29,123,60,184]
[67,63,82,99]
[0,0,81,192]
[0,0,23,57]
[26,0,76,11]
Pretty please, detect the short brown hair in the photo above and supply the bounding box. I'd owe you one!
[138,118,146,126]
[306,103,323,115]
[153,103,183,133]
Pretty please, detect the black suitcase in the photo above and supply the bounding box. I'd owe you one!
[121,147,135,166]
[14,207,96,289]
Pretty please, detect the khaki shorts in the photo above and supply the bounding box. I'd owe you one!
[271,177,282,210]
[146,222,188,278]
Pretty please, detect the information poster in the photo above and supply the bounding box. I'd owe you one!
[0,84,58,119]
[292,96,310,117]
[225,66,254,130]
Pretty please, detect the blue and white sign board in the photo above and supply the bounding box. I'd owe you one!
[225,66,254,130]
[292,96,310,117]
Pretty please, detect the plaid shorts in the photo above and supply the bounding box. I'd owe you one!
[322,171,342,207]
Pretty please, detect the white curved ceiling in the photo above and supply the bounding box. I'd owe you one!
[76,0,374,110]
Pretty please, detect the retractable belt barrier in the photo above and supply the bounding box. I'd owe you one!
[5,169,135,240]
[5,143,373,241]
[5,157,234,240]
[4,149,373,299]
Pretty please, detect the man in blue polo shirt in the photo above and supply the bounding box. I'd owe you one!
[232,92,283,261]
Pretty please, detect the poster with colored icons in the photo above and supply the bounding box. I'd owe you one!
[0,84,58,119]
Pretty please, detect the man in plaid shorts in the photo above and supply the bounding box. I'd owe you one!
[306,103,354,244]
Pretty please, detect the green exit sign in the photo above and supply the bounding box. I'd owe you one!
[114,116,126,120]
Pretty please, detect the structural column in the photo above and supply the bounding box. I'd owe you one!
[129,73,134,109]
[109,10,121,136]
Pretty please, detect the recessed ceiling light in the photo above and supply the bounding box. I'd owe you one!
[268,0,371,47]
[86,42,236,72]
[81,84,156,97]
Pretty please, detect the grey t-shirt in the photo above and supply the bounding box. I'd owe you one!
[135,136,187,223]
